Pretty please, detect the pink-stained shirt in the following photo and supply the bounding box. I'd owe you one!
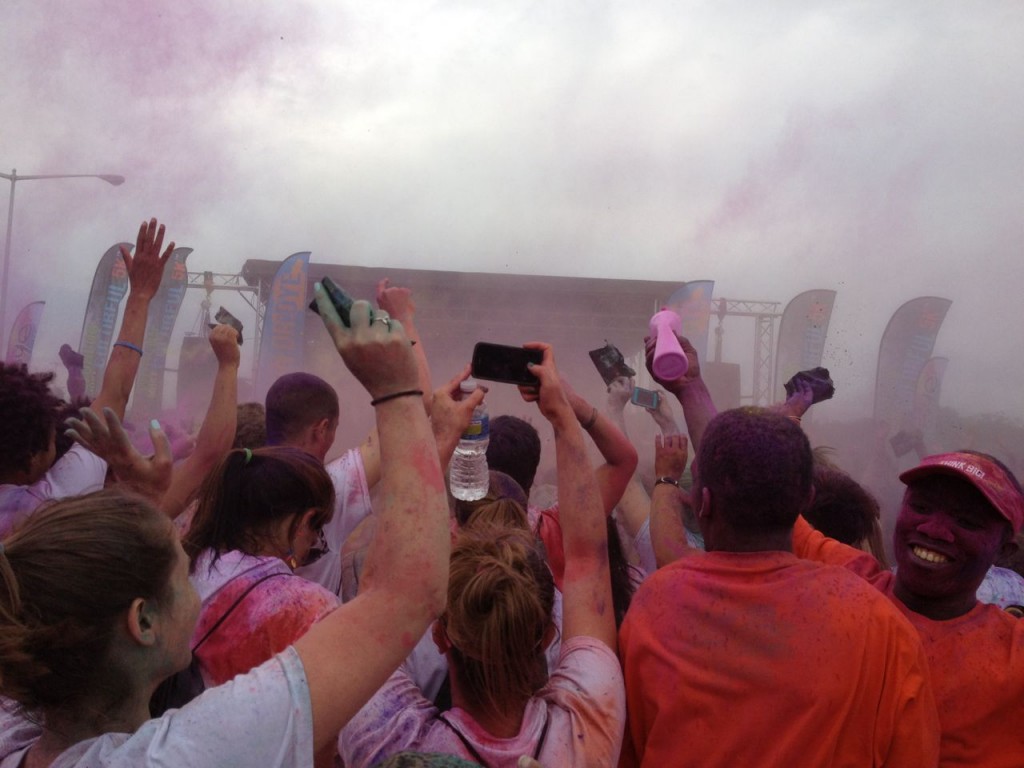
[339,636,625,768]
[190,550,339,686]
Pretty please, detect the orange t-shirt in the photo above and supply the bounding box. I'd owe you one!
[794,518,1024,766]
[619,550,939,768]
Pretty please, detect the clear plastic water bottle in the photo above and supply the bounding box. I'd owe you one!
[449,379,489,501]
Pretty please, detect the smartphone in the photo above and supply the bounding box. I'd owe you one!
[308,276,354,327]
[588,341,636,386]
[471,342,543,386]
[631,386,660,410]
[209,306,244,345]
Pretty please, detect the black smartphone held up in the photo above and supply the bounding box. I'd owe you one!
[783,367,836,405]
[471,342,543,386]
[630,386,660,410]
[209,306,244,345]
[308,276,354,327]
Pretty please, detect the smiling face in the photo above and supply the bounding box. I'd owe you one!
[892,475,1012,619]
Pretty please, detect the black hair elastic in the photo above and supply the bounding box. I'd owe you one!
[370,389,424,407]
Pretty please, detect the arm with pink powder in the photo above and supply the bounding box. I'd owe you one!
[293,290,451,754]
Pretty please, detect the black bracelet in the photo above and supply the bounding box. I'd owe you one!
[654,476,680,488]
[370,389,424,407]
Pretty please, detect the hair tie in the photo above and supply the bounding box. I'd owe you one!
[112,341,144,356]
[243,448,253,465]
[370,389,424,407]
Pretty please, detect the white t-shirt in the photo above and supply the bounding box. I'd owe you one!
[0,647,314,768]
[339,636,625,768]
[977,565,1024,609]
[0,444,107,536]
[295,448,372,595]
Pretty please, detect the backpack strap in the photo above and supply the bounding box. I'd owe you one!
[192,571,289,652]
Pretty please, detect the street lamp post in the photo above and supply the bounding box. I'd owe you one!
[1,169,125,350]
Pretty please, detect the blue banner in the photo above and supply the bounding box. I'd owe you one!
[255,252,311,398]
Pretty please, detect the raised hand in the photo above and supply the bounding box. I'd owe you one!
[648,388,679,433]
[655,433,688,480]
[516,342,573,424]
[312,286,418,400]
[644,332,701,394]
[773,377,815,422]
[208,323,242,368]
[119,218,175,300]
[430,365,486,467]
[607,375,633,413]
[65,407,173,500]
[375,277,416,324]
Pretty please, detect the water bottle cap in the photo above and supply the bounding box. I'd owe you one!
[460,378,478,394]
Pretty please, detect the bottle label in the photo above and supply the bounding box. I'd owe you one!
[463,416,489,440]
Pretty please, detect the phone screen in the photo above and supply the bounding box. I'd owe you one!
[631,386,660,410]
[471,342,543,385]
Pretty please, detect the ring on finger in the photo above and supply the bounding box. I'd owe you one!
[373,316,391,330]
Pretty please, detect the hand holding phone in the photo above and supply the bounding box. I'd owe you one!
[308,276,354,326]
[630,386,660,410]
[209,306,244,345]
[471,342,543,386]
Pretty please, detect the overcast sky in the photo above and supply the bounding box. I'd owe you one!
[2,0,1022,419]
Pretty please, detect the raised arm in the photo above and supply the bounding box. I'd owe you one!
[428,365,485,473]
[650,434,697,567]
[562,378,638,517]
[90,218,174,418]
[645,333,716,453]
[356,278,434,489]
[64,407,173,501]
[294,290,450,750]
[158,324,240,519]
[522,343,616,650]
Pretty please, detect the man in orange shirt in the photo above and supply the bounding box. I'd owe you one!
[619,407,940,767]
[793,450,1024,766]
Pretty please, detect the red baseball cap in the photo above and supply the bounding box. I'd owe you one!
[900,452,1024,536]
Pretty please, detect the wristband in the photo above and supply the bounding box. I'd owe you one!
[113,341,143,356]
[370,389,424,407]
[654,476,680,488]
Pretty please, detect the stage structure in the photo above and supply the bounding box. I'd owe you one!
[234,261,784,406]
[710,298,783,406]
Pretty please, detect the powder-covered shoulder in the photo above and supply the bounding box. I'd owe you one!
[16,648,314,768]
[0,701,42,766]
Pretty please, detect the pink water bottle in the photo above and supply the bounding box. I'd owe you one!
[649,309,689,381]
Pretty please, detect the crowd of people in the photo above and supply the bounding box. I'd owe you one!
[0,217,1021,767]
